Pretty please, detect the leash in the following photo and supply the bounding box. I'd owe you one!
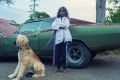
[42,31,56,50]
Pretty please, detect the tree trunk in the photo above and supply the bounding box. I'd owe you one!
[96,0,106,24]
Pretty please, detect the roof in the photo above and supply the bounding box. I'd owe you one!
[0,18,17,36]
[70,18,95,25]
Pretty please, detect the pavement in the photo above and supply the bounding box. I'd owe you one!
[0,54,120,80]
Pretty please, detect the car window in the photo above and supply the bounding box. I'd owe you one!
[18,21,41,34]
[40,21,52,30]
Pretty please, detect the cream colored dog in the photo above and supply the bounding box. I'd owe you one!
[8,34,45,80]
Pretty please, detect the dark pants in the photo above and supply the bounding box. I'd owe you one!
[55,42,67,69]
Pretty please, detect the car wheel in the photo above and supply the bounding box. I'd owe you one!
[67,41,92,68]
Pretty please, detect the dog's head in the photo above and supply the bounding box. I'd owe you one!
[16,34,29,49]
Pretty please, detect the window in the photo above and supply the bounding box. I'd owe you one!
[18,21,41,34]
[40,21,52,30]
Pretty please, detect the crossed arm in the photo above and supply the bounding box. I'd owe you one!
[40,18,69,33]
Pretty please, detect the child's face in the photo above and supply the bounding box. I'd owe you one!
[59,9,65,17]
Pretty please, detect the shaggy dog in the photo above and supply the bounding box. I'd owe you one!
[8,34,45,80]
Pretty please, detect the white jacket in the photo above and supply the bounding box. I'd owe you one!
[52,17,72,44]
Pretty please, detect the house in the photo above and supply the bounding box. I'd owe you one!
[70,18,95,26]
[0,18,17,36]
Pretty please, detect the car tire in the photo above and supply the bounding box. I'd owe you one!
[67,41,92,68]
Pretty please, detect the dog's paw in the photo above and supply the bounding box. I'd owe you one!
[8,74,16,79]
[12,77,23,80]
[32,74,45,77]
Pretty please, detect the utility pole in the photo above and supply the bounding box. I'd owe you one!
[33,0,36,18]
[29,0,39,19]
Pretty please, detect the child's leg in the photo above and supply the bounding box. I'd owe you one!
[55,43,61,69]
[61,42,67,69]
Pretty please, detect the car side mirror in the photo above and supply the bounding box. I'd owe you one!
[0,35,4,39]
[0,33,4,39]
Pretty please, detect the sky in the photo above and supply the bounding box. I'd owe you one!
[0,0,96,23]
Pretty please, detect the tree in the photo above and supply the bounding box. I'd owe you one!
[25,11,50,23]
[30,11,50,20]
[33,11,50,19]
[0,0,13,4]
[9,20,21,27]
[96,0,106,24]
[107,0,119,3]
[105,0,120,23]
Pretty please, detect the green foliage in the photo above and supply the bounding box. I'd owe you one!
[9,20,21,27]
[30,11,50,20]
[105,1,120,23]
[24,19,33,23]
[25,11,50,23]
[0,0,13,4]
[14,23,21,27]
[34,12,50,19]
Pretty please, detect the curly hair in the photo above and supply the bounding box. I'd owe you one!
[57,7,69,18]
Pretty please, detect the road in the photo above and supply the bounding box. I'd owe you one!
[0,54,120,80]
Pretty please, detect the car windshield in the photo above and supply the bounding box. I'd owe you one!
[17,21,41,34]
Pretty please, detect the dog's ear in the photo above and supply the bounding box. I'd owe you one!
[25,43,30,49]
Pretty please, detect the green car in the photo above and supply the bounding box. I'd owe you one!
[0,20,120,68]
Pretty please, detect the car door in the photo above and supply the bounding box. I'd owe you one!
[4,21,42,56]
[0,32,5,54]
[39,21,53,56]
[19,21,42,53]
[73,26,120,51]
[4,34,18,56]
